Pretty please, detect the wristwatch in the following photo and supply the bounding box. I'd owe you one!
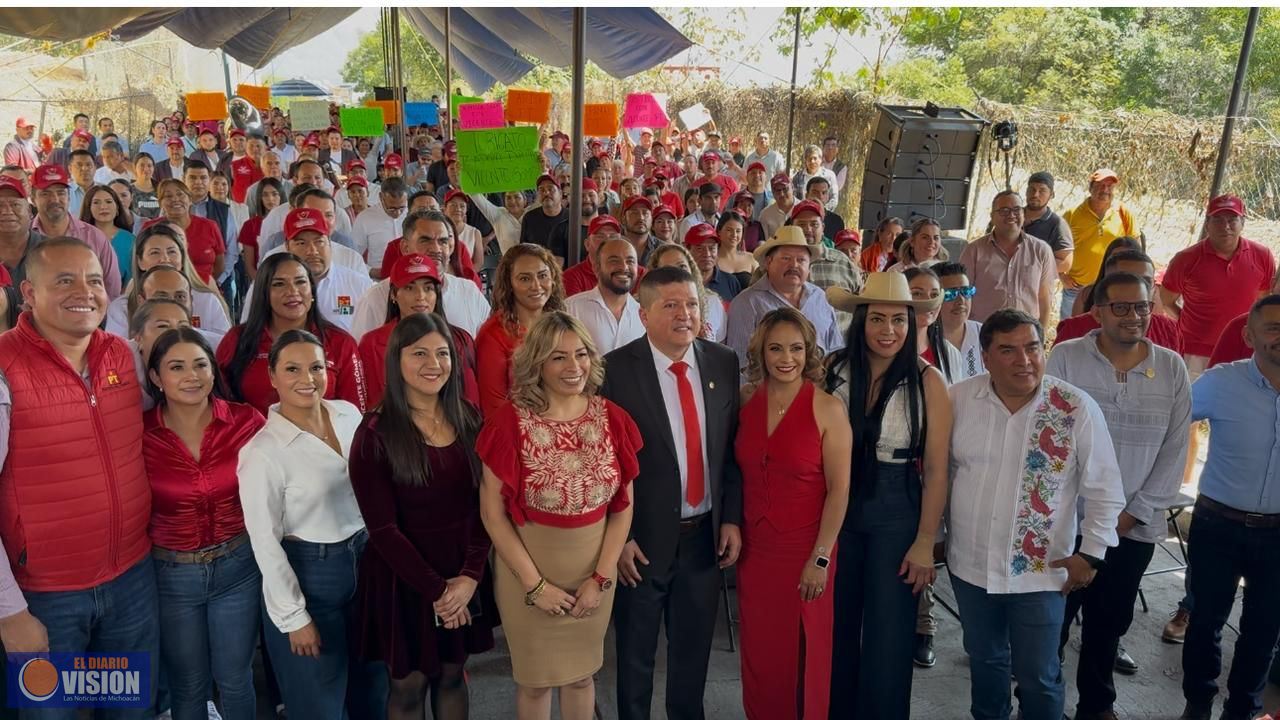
[592,572,614,591]
[813,546,831,569]
[1077,552,1103,569]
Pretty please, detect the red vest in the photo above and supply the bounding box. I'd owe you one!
[0,313,151,591]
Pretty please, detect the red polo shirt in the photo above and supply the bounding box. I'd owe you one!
[379,237,483,290]
[143,215,225,284]
[562,259,597,297]
[1162,237,1275,356]
[1208,313,1251,368]
[230,156,263,204]
[1054,311,1182,354]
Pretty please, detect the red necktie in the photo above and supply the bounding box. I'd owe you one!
[670,361,705,508]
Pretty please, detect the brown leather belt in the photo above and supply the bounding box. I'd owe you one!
[152,532,250,564]
[1197,496,1280,529]
[679,513,710,530]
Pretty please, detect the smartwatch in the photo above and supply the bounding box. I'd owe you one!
[814,555,831,569]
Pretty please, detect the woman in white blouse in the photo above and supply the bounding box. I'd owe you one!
[469,189,529,257]
[238,329,370,720]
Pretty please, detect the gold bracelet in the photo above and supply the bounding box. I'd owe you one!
[524,577,546,606]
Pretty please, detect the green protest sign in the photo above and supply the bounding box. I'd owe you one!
[340,107,386,137]
[450,94,484,119]
[455,126,542,195]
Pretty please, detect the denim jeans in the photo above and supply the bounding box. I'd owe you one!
[830,462,921,720]
[21,557,160,720]
[1182,505,1280,717]
[952,576,1066,720]
[154,538,261,720]
[261,530,383,720]
[1059,286,1079,320]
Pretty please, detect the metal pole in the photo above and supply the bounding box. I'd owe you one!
[443,8,452,139]
[785,8,801,175]
[569,8,586,268]
[220,49,233,100]
[1209,6,1260,199]
[391,7,407,154]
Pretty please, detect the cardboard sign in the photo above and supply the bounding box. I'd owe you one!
[504,89,553,124]
[454,126,542,194]
[678,103,713,131]
[458,102,506,130]
[236,84,271,111]
[449,94,484,119]
[363,99,401,125]
[583,103,619,137]
[622,93,668,129]
[185,92,227,122]
[340,107,386,137]
[404,102,440,127]
[290,100,331,131]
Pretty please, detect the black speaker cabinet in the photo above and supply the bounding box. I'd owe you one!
[858,104,987,231]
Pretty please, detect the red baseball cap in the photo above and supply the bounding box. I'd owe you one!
[444,189,469,206]
[588,215,622,236]
[346,176,369,189]
[637,127,654,136]
[32,164,69,190]
[729,136,741,145]
[71,129,93,143]
[700,150,721,165]
[0,176,27,199]
[384,153,404,169]
[284,207,330,240]
[390,253,442,288]
[770,173,790,191]
[272,128,287,137]
[589,139,603,148]
[166,137,184,148]
[643,158,657,167]
[732,189,755,206]
[229,128,246,139]
[683,223,718,247]
[345,158,366,172]
[746,161,766,174]
[536,174,557,189]
[834,228,862,247]
[622,195,653,214]
[14,117,34,130]
[303,133,320,147]
[199,127,218,138]
[789,199,825,220]
[1089,168,1119,185]
[581,178,599,193]
[652,205,675,221]
[326,125,341,135]
[652,170,668,182]
[1207,194,1245,217]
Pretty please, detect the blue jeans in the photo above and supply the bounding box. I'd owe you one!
[21,557,160,720]
[154,538,261,720]
[1059,286,1079,320]
[830,462,921,720]
[1182,505,1280,716]
[952,576,1065,720]
[261,530,382,720]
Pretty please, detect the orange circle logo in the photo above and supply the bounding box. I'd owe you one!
[18,658,58,701]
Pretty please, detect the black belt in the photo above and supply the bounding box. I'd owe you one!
[152,532,250,564]
[679,513,710,530]
[1197,496,1280,529]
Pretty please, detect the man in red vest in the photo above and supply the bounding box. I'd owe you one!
[0,237,156,710]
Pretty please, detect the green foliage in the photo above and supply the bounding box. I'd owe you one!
[340,17,455,99]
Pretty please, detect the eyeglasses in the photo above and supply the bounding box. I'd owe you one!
[994,206,1025,218]
[1098,301,1153,317]
[942,286,977,302]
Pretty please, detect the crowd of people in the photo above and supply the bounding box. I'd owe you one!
[0,102,1277,720]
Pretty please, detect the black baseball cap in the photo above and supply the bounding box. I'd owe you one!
[1027,171,1054,190]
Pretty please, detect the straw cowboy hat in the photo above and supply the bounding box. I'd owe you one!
[752,226,817,262]
[826,272,943,314]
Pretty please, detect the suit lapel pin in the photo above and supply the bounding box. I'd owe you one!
[708,381,715,390]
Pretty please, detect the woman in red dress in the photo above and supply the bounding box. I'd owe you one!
[475,244,565,417]
[735,307,851,720]
[350,312,495,720]
[148,178,226,284]
[358,253,477,408]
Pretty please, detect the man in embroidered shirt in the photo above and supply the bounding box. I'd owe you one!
[947,309,1125,720]
[1046,272,1191,720]
[1177,295,1280,720]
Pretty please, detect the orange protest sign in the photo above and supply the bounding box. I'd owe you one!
[364,99,401,125]
[583,103,619,137]
[185,92,228,121]
[505,89,553,124]
[236,84,271,111]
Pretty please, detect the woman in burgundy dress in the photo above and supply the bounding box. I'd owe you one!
[734,307,851,719]
[350,312,496,720]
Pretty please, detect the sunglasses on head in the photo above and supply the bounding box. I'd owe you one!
[943,286,977,302]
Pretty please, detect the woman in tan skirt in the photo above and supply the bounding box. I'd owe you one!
[476,311,642,720]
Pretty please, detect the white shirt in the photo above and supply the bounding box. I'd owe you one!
[93,165,133,185]
[456,224,482,263]
[704,294,728,342]
[565,286,645,352]
[272,144,298,167]
[678,209,717,241]
[261,242,369,276]
[240,263,372,332]
[238,400,366,633]
[350,275,490,341]
[351,206,406,269]
[104,289,232,339]
[471,193,523,254]
[648,340,712,519]
[952,319,986,380]
[946,375,1125,594]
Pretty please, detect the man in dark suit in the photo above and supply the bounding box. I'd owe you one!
[601,265,744,720]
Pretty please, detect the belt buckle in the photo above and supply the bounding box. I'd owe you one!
[195,547,216,563]
[1244,512,1267,528]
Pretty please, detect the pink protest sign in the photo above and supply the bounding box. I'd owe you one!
[623,93,669,129]
[458,102,506,130]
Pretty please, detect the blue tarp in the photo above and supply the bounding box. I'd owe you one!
[112,8,359,68]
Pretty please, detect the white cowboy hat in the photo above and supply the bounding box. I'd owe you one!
[826,272,943,314]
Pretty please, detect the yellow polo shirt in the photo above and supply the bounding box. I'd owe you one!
[1062,200,1139,285]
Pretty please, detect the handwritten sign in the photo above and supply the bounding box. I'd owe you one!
[404,102,440,127]
[505,89,553,124]
[340,107,386,137]
[236,84,271,111]
[185,92,227,122]
[290,100,331,131]
[455,126,542,195]
[622,93,668,129]
[583,103,619,137]
[458,102,506,130]
[678,103,713,131]
[449,95,484,119]
[364,99,401,125]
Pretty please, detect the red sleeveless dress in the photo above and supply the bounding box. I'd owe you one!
[733,380,835,720]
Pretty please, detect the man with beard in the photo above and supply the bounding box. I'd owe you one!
[518,173,567,249]
[3,117,39,172]
[620,195,661,265]
[562,214,621,297]
[28,164,122,297]
[565,237,644,351]
[1062,169,1139,319]
[1046,272,1190,720]
[960,190,1056,328]
[547,177,601,268]
[1022,171,1074,275]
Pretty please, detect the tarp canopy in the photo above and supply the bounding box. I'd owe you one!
[403,8,692,92]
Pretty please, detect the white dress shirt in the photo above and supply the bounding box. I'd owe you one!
[946,375,1125,595]
[240,263,372,332]
[238,400,366,633]
[350,275,490,341]
[565,286,645,352]
[648,340,712,518]
[953,319,986,380]
[351,206,407,269]
[93,165,133,185]
[104,289,232,339]
[470,192,523,254]
[704,293,728,342]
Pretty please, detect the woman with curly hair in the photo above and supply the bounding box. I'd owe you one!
[734,307,851,719]
[475,244,565,417]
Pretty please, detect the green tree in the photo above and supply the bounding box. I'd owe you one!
[340,17,456,98]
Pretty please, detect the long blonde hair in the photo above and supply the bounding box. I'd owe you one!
[646,243,719,339]
[127,222,228,319]
[510,311,606,414]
